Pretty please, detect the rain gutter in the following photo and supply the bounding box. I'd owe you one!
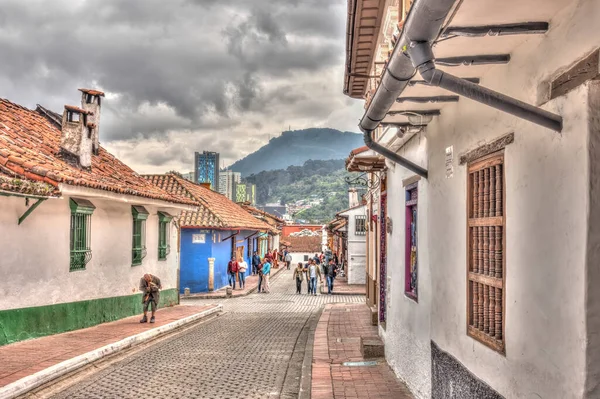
[359,0,562,178]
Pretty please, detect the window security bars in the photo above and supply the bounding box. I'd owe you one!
[467,152,505,353]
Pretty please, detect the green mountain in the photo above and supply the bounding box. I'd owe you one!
[230,128,363,177]
[244,160,363,223]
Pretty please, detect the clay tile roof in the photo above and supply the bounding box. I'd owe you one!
[240,203,284,228]
[145,174,272,231]
[284,235,322,253]
[350,146,369,156]
[64,105,90,114]
[78,88,105,97]
[0,170,58,197]
[0,98,195,205]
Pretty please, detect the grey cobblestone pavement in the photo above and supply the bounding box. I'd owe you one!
[47,270,364,399]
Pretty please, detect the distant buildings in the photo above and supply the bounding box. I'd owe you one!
[236,183,257,205]
[181,172,194,182]
[193,151,219,191]
[218,170,241,200]
[257,204,287,220]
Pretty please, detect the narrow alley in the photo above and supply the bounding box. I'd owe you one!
[38,271,387,399]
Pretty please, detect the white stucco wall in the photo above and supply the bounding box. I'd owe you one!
[339,206,367,284]
[289,252,313,266]
[380,134,432,399]
[423,2,595,397]
[375,1,599,397]
[0,195,180,311]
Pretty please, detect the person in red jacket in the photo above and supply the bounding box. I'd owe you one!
[227,257,239,289]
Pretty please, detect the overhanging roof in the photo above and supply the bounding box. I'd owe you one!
[346,0,572,130]
[344,0,387,99]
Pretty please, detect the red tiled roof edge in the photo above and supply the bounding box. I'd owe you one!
[145,174,272,232]
[241,204,285,224]
[0,98,197,206]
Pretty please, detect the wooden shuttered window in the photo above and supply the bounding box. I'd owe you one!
[467,151,505,353]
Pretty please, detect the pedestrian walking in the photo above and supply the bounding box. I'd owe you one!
[272,249,279,269]
[252,251,261,275]
[308,260,322,296]
[257,261,264,293]
[227,257,239,289]
[238,257,248,289]
[293,262,305,294]
[262,257,272,293]
[139,273,161,323]
[326,259,338,295]
[304,261,312,294]
[285,251,292,270]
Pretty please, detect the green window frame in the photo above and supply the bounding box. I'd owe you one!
[132,206,149,266]
[69,198,95,271]
[158,211,173,261]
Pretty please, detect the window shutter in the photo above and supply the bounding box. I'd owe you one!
[467,151,505,353]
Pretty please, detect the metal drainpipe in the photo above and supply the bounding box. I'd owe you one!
[358,0,459,177]
[363,130,428,178]
[407,42,563,131]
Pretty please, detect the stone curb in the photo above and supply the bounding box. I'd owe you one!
[298,307,324,399]
[183,266,286,299]
[0,304,223,399]
[319,282,366,296]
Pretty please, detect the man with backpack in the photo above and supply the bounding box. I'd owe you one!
[284,250,292,270]
[326,259,338,295]
[252,251,261,275]
[227,257,239,290]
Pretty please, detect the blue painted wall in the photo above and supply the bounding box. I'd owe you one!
[180,229,213,294]
[212,233,232,289]
[180,229,264,293]
[180,229,233,294]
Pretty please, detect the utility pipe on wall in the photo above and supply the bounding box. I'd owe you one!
[407,42,563,131]
[358,0,458,178]
[358,0,563,177]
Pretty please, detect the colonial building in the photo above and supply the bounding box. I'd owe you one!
[0,90,195,346]
[345,0,600,398]
[332,189,367,285]
[281,235,323,266]
[240,203,283,254]
[146,174,273,294]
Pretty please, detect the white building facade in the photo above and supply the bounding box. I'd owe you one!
[0,91,193,346]
[337,190,367,285]
[345,0,600,398]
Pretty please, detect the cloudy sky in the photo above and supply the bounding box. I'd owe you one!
[0,0,364,173]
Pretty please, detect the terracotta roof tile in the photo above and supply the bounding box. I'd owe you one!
[145,174,272,231]
[0,170,58,197]
[0,98,195,205]
[284,235,322,253]
[350,146,369,156]
[240,204,284,228]
[78,88,105,97]
[64,105,91,114]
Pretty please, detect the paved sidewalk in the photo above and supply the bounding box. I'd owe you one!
[320,276,366,295]
[311,303,413,399]
[0,304,217,389]
[183,266,285,299]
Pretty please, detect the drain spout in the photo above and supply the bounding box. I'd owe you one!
[362,130,428,178]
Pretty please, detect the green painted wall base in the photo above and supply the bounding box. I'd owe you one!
[0,289,179,346]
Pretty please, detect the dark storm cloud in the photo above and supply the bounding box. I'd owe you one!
[0,0,361,171]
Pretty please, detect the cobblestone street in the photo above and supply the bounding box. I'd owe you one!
[45,270,364,399]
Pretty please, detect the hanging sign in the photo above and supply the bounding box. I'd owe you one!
[445,145,454,179]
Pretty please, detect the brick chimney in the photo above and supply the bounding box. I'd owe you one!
[79,89,104,155]
[348,188,359,208]
[60,104,93,168]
